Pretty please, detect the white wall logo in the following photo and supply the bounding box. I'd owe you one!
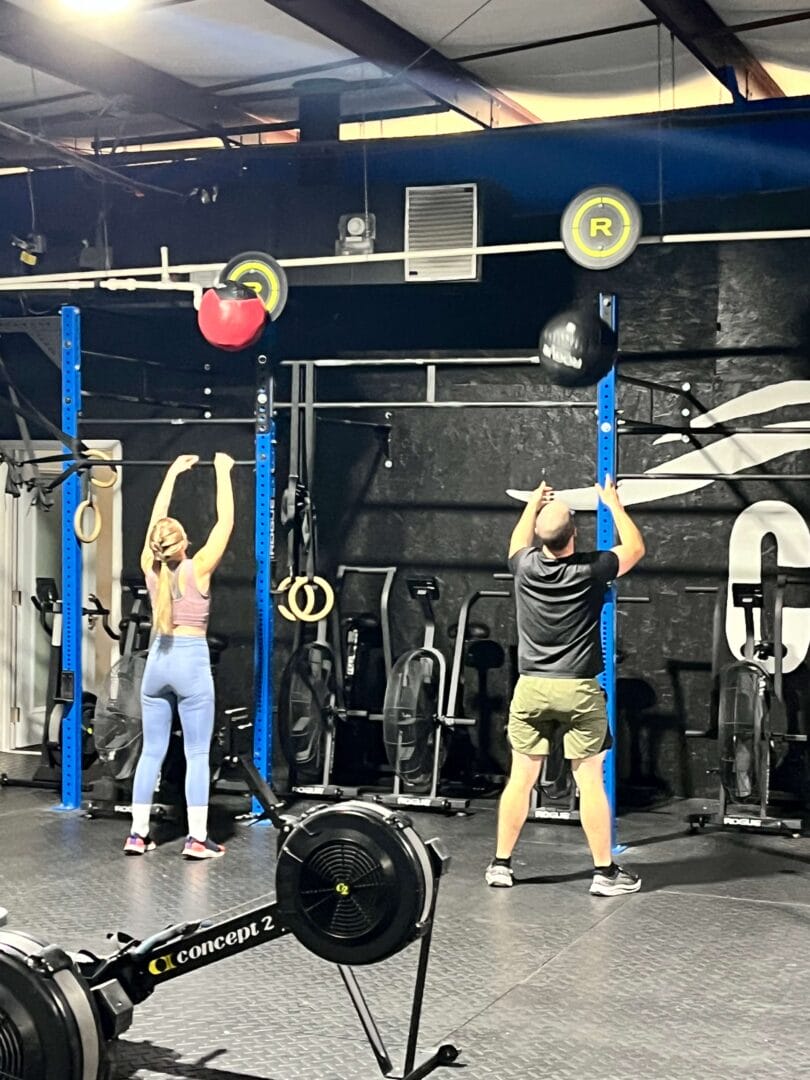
[508,380,810,670]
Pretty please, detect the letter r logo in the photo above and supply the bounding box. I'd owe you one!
[589,217,613,238]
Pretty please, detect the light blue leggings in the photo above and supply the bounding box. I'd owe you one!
[133,635,215,807]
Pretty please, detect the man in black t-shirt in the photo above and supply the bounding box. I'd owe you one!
[485,475,645,895]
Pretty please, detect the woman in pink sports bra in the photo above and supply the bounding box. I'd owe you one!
[124,452,235,860]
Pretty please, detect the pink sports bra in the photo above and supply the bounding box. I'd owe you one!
[145,559,210,631]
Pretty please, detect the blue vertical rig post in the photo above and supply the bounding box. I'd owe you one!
[596,292,620,851]
[58,306,83,811]
[253,349,275,814]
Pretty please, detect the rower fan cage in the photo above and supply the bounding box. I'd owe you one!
[718,661,764,802]
[92,653,147,781]
[275,801,435,966]
[382,650,443,788]
[0,931,110,1080]
[48,692,98,772]
[278,642,335,780]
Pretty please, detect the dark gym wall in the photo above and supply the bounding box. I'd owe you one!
[0,98,808,801]
[1,235,808,802]
[36,235,799,804]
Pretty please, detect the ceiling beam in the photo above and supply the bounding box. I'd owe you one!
[727,11,810,35]
[640,0,784,99]
[456,19,658,64]
[0,0,262,134]
[260,0,540,127]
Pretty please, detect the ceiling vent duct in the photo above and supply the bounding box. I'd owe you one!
[404,183,478,283]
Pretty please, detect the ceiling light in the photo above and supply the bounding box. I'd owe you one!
[60,0,134,15]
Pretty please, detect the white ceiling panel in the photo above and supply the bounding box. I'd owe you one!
[504,41,731,123]
[737,25,810,69]
[362,0,655,57]
[466,24,670,97]
[711,1,810,19]
[0,92,101,123]
[219,61,388,97]
[0,52,87,106]
[703,2,810,76]
[5,0,359,86]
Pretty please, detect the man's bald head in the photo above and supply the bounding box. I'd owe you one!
[535,500,576,554]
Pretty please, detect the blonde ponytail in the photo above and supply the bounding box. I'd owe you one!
[148,517,187,636]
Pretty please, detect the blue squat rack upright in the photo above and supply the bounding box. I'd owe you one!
[57,306,83,810]
[596,292,619,849]
[57,306,277,810]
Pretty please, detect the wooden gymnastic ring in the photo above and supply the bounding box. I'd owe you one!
[74,499,102,544]
[84,448,118,490]
[287,576,335,623]
[276,575,316,622]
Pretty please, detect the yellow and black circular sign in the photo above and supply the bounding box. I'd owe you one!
[220,250,289,321]
[560,187,641,270]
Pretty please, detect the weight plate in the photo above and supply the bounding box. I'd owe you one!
[220,251,289,320]
[275,801,434,966]
[561,186,641,270]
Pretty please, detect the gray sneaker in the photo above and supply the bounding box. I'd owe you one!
[485,861,514,888]
[590,865,641,896]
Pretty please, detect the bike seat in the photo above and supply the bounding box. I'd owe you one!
[465,639,505,671]
[448,621,490,641]
[343,613,380,631]
[207,633,229,659]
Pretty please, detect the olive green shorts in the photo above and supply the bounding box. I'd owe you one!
[507,675,609,759]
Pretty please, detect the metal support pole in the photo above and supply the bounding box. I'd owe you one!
[253,348,275,811]
[596,293,619,851]
[58,306,82,811]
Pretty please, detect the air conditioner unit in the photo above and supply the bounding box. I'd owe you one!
[404,183,478,283]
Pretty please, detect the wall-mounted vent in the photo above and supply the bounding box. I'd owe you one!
[404,183,478,283]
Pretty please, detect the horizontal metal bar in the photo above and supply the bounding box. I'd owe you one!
[618,423,810,435]
[81,390,207,411]
[29,457,256,467]
[316,417,392,431]
[84,349,169,369]
[81,397,596,416]
[0,228,806,295]
[81,401,594,424]
[617,374,691,394]
[279,400,595,410]
[80,417,256,426]
[618,472,810,481]
[105,459,255,466]
[289,356,539,367]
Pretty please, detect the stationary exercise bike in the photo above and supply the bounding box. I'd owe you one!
[0,749,459,1080]
[278,565,396,800]
[688,576,809,835]
[373,577,509,814]
[0,579,117,793]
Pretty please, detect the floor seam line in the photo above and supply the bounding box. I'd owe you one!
[516,899,632,985]
[661,888,810,911]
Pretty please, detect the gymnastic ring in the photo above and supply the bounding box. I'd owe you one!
[276,575,316,622]
[287,576,335,623]
[74,499,102,544]
[83,448,118,490]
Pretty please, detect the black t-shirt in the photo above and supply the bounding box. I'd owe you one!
[508,547,619,678]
